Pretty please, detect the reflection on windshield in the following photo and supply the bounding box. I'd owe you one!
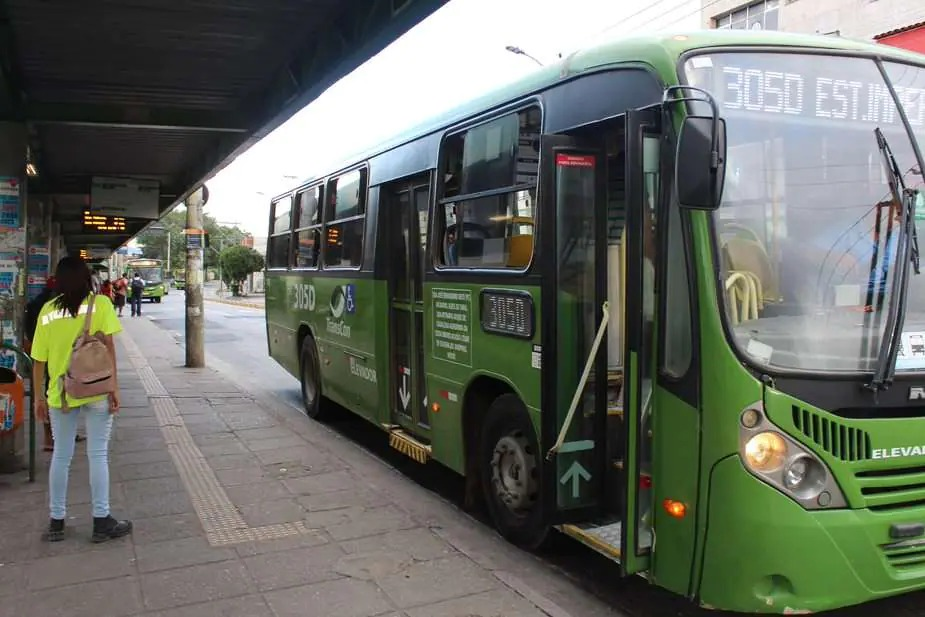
[683,52,925,373]
[136,268,162,284]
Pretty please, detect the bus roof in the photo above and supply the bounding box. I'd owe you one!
[275,29,925,200]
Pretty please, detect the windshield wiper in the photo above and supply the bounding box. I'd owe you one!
[867,128,920,392]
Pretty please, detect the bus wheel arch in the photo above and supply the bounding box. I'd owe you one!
[464,380,548,549]
[297,325,327,420]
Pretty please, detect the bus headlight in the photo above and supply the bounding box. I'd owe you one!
[782,455,826,500]
[744,432,787,472]
[738,403,847,510]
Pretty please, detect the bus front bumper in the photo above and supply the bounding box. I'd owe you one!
[698,456,925,613]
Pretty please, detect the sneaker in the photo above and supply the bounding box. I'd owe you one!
[91,515,133,543]
[42,518,65,542]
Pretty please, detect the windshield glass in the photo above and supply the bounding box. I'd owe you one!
[682,52,925,373]
[134,267,163,284]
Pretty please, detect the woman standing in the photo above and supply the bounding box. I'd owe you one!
[112,272,127,317]
[30,256,132,543]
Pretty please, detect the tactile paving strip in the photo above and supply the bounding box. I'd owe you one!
[121,331,309,546]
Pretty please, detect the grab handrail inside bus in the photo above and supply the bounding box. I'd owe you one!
[546,301,610,460]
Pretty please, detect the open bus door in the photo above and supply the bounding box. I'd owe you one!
[540,110,657,575]
[619,108,659,575]
[539,134,609,528]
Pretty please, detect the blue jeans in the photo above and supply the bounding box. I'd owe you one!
[49,399,113,519]
[130,295,142,316]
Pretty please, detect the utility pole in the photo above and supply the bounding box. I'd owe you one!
[185,185,208,368]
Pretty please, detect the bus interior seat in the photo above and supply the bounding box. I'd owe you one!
[506,234,533,268]
[721,235,781,311]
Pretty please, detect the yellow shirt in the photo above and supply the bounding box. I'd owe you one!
[30,294,122,409]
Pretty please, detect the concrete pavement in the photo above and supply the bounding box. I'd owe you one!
[0,311,625,617]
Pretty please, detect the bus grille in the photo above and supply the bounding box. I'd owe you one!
[881,540,925,571]
[791,406,871,462]
[856,465,925,510]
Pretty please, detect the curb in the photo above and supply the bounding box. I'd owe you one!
[204,297,264,310]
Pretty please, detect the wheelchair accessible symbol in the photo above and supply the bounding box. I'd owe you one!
[344,284,356,314]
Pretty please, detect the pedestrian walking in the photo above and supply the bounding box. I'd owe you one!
[112,272,128,317]
[100,278,113,300]
[29,256,132,543]
[130,272,144,317]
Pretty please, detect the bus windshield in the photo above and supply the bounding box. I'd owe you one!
[682,52,925,374]
[133,266,163,284]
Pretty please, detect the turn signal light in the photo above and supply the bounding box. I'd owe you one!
[663,499,687,519]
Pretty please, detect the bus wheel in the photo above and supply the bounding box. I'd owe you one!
[155,297,161,303]
[300,336,326,420]
[479,394,548,549]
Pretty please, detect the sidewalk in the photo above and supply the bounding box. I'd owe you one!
[204,285,264,310]
[0,315,623,617]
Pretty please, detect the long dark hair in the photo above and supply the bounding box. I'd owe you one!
[52,256,92,317]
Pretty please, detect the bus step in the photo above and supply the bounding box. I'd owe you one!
[607,405,623,418]
[387,428,432,464]
[559,519,623,562]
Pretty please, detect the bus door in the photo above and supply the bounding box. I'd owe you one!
[384,175,432,438]
[539,135,609,525]
[539,112,657,572]
[619,108,659,575]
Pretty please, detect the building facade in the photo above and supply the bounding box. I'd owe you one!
[701,0,925,46]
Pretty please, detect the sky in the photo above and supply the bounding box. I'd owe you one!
[200,0,703,237]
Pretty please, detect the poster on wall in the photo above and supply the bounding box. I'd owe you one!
[27,245,50,300]
[0,176,20,229]
[0,229,25,256]
[0,320,15,371]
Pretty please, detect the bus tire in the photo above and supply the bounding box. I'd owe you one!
[299,336,326,420]
[478,393,548,550]
[155,297,161,303]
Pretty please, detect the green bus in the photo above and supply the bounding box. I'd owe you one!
[264,29,925,613]
[126,258,168,302]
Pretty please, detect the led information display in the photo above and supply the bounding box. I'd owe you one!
[480,290,534,339]
[83,211,126,232]
[686,54,925,129]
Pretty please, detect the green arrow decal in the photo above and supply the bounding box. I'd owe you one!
[559,460,592,498]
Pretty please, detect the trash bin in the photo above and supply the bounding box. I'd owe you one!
[0,366,24,433]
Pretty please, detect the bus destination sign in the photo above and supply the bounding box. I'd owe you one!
[688,54,925,129]
[83,210,127,232]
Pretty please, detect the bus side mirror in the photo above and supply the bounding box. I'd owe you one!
[676,116,726,210]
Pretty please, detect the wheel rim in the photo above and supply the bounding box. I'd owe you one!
[302,352,317,405]
[490,431,538,516]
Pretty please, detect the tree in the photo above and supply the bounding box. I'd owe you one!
[219,245,264,296]
[135,207,248,272]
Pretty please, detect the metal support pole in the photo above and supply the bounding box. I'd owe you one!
[185,187,206,368]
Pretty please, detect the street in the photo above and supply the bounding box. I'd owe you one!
[140,291,925,617]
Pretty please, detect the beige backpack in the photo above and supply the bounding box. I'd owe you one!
[60,294,115,410]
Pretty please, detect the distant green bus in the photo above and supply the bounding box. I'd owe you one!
[265,30,925,613]
[126,258,167,302]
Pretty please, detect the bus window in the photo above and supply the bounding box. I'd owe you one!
[294,185,323,268]
[439,190,535,268]
[267,195,293,269]
[324,168,367,268]
[436,106,540,270]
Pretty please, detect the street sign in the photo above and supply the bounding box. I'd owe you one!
[185,228,205,250]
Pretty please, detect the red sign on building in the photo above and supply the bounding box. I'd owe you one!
[875,21,925,55]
